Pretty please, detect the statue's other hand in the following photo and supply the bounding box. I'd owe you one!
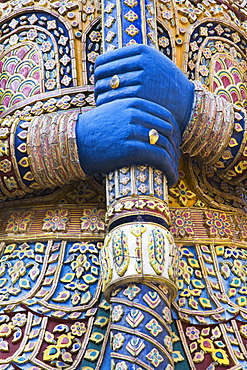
[94,44,195,133]
[76,98,181,186]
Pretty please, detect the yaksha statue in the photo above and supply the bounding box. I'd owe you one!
[0,0,246,369]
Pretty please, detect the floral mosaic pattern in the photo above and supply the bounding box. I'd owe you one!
[81,208,105,232]
[6,210,34,233]
[0,10,76,118]
[204,211,232,238]
[42,209,69,232]
[0,2,246,370]
[146,348,164,367]
[110,284,174,369]
[170,209,194,237]
[182,323,231,367]
[0,239,110,369]
[170,180,196,206]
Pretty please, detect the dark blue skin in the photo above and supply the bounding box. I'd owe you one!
[76,45,195,186]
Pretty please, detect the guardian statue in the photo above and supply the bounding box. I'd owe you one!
[0,0,246,370]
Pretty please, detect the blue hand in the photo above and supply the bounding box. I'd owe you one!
[76,98,181,186]
[95,44,195,133]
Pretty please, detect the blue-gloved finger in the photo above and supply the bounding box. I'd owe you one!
[128,124,179,167]
[96,86,143,106]
[128,106,181,153]
[95,97,181,152]
[96,96,181,144]
[95,70,144,97]
[95,55,144,82]
[95,44,147,68]
[129,99,181,141]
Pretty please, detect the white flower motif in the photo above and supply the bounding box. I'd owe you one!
[9,34,19,46]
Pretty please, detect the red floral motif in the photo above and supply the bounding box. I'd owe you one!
[169,180,196,206]
[170,209,194,237]
[204,211,232,237]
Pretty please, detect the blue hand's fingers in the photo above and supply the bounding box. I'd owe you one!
[122,98,181,146]
[128,112,180,160]
[95,55,144,82]
[96,86,142,106]
[97,98,180,135]
[94,44,195,132]
[95,70,144,98]
[77,97,181,185]
[128,99,181,144]
[97,98,181,152]
[128,123,179,168]
[96,79,169,119]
